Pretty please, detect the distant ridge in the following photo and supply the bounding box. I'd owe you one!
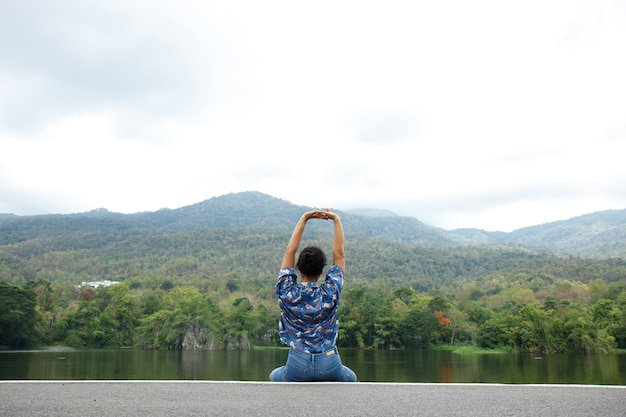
[446,209,626,258]
[0,191,625,258]
[345,208,398,217]
[495,209,626,258]
[127,191,307,230]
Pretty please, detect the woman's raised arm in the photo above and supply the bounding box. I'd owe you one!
[281,211,323,268]
[326,211,345,271]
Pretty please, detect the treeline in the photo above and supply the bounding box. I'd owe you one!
[3,191,625,259]
[2,219,626,353]
[338,277,626,353]
[0,280,275,350]
[2,271,625,353]
[4,226,626,290]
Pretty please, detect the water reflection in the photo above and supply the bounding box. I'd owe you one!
[343,349,625,384]
[0,349,624,385]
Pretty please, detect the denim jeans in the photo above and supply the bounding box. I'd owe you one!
[269,347,357,382]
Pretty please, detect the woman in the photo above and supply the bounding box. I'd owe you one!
[269,209,357,382]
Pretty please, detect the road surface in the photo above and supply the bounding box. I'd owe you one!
[1,381,624,417]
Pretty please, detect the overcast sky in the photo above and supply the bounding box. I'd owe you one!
[1,0,625,232]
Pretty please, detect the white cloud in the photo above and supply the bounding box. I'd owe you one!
[1,0,625,231]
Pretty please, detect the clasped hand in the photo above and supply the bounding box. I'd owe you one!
[303,209,338,221]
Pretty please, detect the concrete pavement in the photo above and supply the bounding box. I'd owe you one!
[1,381,625,417]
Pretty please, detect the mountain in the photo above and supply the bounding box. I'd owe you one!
[446,209,626,259]
[0,192,453,248]
[504,210,626,258]
[1,191,625,259]
[125,191,452,246]
[127,191,308,230]
[0,213,18,222]
[345,208,398,217]
[1,191,625,295]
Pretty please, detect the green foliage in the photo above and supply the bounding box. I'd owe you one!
[0,192,625,352]
[398,305,439,348]
[135,288,271,350]
[54,284,139,348]
[136,287,222,350]
[0,282,42,348]
[448,209,626,258]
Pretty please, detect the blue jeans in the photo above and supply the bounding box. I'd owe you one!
[269,347,357,382]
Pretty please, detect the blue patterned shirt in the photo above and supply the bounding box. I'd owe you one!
[276,265,344,354]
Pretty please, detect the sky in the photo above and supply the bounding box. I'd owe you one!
[1,0,625,232]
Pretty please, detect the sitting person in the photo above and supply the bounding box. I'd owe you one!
[269,210,357,382]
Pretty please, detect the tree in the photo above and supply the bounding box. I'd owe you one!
[442,308,472,345]
[224,297,255,349]
[515,303,553,353]
[398,305,439,348]
[226,279,241,293]
[561,305,615,354]
[0,282,41,348]
[250,303,278,345]
[53,284,139,348]
[136,287,224,350]
[477,316,513,349]
[98,284,140,347]
[58,300,103,347]
[26,280,57,343]
[338,285,387,348]
[614,292,626,348]
[373,316,401,349]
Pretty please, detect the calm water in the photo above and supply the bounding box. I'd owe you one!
[1,348,624,384]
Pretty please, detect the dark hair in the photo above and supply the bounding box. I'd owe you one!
[296,246,327,278]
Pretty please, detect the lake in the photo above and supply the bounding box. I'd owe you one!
[1,348,625,384]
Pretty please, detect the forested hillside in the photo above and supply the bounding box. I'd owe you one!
[1,192,625,353]
[447,209,626,259]
[3,191,626,257]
